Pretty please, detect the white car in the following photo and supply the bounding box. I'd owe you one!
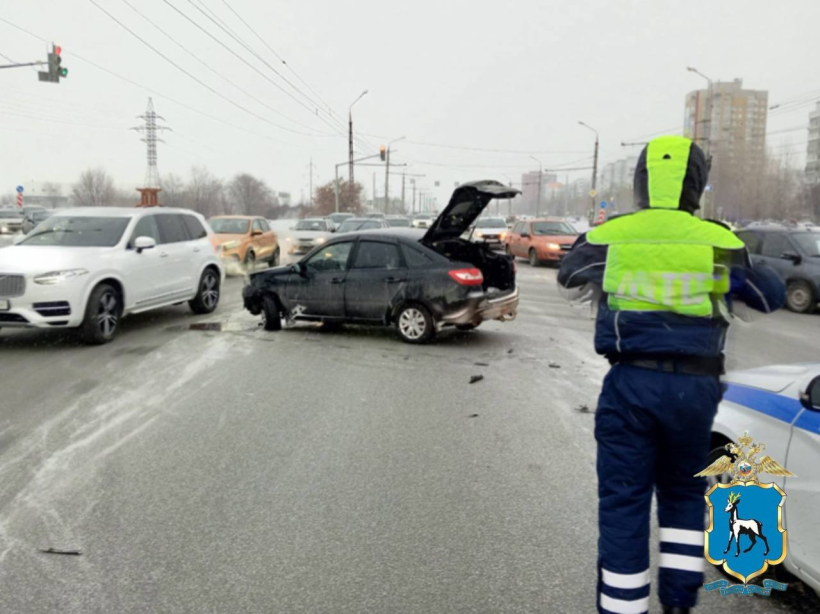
[0,207,224,344]
[708,364,820,593]
[286,217,333,256]
[411,214,435,229]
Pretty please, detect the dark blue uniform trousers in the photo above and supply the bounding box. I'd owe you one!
[595,365,721,613]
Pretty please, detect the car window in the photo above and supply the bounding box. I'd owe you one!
[305,241,354,272]
[476,218,507,229]
[531,221,577,236]
[209,218,250,234]
[521,223,531,235]
[736,231,762,255]
[761,233,789,258]
[792,233,820,257]
[181,214,207,240]
[252,219,264,233]
[402,244,434,268]
[295,219,327,231]
[156,214,190,244]
[513,222,524,235]
[258,219,271,232]
[20,216,130,247]
[353,241,402,270]
[129,214,162,248]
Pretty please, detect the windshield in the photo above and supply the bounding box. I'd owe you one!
[209,218,250,234]
[295,219,327,231]
[338,219,381,232]
[792,233,820,257]
[475,218,507,229]
[19,216,129,247]
[0,208,23,218]
[531,221,577,236]
[328,213,352,224]
[414,214,432,220]
[387,218,411,227]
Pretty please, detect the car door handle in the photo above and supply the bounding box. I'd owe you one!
[193,247,201,253]
[331,278,345,284]
[160,252,169,258]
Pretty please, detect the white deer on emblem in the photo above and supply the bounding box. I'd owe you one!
[723,491,769,558]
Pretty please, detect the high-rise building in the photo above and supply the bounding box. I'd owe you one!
[807,102,820,184]
[684,79,768,165]
[521,170,557,214]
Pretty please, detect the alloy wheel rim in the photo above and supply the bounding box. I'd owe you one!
[97,291,118,338]
[790,287,808,308]
[202,273,219,309]
[399,308,426,339]
[529,251,536,265]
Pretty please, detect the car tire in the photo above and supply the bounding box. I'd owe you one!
[269,248,280,268]
[80,283,121,345]
[396,303,435,344]
[786,280,815,314]
[262,295,282,331]
[528,249,540,267]
[189,268,220,314]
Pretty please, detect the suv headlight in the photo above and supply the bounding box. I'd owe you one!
[34,269,88,285]
[316,237,326,244]
[221,240,241,251]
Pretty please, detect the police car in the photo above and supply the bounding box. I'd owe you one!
[707,364,820,592]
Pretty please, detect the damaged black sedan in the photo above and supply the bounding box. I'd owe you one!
[242,181,520,343]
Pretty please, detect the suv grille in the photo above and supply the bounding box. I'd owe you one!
[33,301,71,317]
[0,274,25,297]
[0,313,27,323]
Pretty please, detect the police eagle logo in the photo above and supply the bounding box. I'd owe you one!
[696,432,793,594]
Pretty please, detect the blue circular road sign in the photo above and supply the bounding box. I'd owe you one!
[16,185,24,193]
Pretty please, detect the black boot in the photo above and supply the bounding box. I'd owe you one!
[662,607,691,614]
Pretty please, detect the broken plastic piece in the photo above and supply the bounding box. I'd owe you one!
[469,375,484,384]
[39,548,82,556]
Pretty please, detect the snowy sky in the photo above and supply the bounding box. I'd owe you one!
[0,0,817,206]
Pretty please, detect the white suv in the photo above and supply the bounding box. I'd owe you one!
[0,207,224,344]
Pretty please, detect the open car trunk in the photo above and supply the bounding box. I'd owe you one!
[420,180,520,294]
[424,237,515,293]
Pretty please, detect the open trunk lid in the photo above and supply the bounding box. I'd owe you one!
[421,180,520,245]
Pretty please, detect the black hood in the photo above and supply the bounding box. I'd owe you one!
[633,138,709,213]
[422,180,520,243]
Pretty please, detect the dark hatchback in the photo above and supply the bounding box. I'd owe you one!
[243,181,521,343]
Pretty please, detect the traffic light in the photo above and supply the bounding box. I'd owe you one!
[379,145,386,161]
[38,44,67,83]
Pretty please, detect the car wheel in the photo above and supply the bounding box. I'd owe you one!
[262,295,282,331]
[529,249,540,267]
[245,249,256,269]
[80,283,121,345]
[269,248,280,268]
[396,303,435,344]
[189,268,220,314]
[786,280,815,314]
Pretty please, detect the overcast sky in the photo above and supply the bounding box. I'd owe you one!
[1,0,818,207]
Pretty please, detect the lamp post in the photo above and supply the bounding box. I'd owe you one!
[578,121,599,221]
[348,90,368,185]
[529,156,543,217]
[687,67,714,218]
[384,136,405,212]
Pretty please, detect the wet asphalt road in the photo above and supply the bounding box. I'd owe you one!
[1,229,819,613]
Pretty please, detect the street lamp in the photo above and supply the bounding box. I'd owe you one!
[384,136,405,212]
[578,121,600,221]
[348,89,368,185]
[687,66,714,217]
[529,155,543,218]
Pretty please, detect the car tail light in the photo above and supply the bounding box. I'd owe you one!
[448,268,484,286]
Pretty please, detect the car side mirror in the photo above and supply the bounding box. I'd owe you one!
[329,227,336,233]
[252,229,263,236]
[296,261,308,277]
[781,252,802,265]
[520,232,530,238]
[800,375,820,411]
[134,236,157,253]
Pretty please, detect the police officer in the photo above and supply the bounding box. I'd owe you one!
[558,135,785,614]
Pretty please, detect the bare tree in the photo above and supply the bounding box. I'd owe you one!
[71,168,115,207]
[226,173,277,217]
[311,180,363,217]
[163,173,186,208]
[184,166,224,218]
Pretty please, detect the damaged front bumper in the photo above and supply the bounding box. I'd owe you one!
[439,286,519,328]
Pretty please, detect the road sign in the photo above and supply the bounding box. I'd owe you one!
[16,192,23,208]
[600,201,607,208]
[16,185,23,193]
[589,189,597,198]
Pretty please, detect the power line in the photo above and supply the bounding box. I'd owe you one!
[362,134,589,155]
[89,0,317,138]
[117,0,324,137]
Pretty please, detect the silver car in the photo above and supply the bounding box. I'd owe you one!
[0,208,23,235]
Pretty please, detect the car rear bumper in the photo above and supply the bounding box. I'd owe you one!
[440,286,519,326]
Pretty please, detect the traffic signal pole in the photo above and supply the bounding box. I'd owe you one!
[0,61,46,70]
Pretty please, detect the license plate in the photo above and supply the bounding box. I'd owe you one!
[0,299,9,311]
